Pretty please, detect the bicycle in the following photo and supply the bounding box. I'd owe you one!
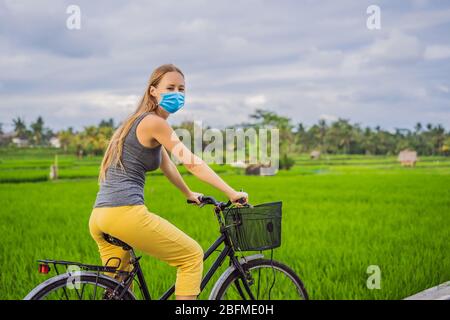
[24,196,309,300]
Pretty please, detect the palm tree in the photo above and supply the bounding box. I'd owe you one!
[362,127,376,155]
[12,117,27,139]
[431,124,446,155]
[295,123,309,152]
[30,116,44,146]
[337,118,354,154]
[414,122,422,134]
[99,118,115,128]
[317,119,327,151]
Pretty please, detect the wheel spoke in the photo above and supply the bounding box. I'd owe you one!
[268,263,277,300]
[61,285,70,300]
[217,260,308,300]
[72,283,82,300]
[80,283,86,300]
[256,267,261,299]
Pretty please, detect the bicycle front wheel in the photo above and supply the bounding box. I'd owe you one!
[212,259,308,300]
[24,272,136,300]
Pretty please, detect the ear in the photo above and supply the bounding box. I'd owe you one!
[149,85,157,98]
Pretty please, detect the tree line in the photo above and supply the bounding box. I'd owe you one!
[2,110,450,159]
[235,109,450,157]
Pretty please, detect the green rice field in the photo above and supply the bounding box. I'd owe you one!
[0,147,449,299]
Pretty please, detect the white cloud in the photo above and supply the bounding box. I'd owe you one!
[178,18,214,33]
[219,36,249,51]
[1,1,450,132]
[412,0,430,8]
[319,114,338,122]
[437,84,449,93]
[0,91,141,131]
[357,30,424,65]
[395,8,450,32]
[424,45,450,60]
[244,95,267,107]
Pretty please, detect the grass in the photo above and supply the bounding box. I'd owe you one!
[0,148,449,299]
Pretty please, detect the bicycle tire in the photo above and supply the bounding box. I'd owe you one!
[24,272,136,300]
[212,259,309,300]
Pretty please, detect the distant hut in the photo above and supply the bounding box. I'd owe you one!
[245,161,277,176]
[49,136,61,148]
[398,149,418,167]
[245,164,261,175]
[310,150,321,160]
[12,137,29,148]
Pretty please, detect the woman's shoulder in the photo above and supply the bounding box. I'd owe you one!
[140,112,171,131]
[136,112,173,147]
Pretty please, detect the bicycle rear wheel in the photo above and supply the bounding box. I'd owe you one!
[212,259,308,300]
[24,272,136,300]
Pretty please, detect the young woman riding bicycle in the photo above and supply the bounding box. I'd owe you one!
[89,63,248,301]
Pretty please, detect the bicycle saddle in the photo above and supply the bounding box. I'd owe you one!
[103,233,133,251]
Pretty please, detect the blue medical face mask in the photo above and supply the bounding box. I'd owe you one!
[158,92,185,113]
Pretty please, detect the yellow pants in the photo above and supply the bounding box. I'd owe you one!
[89,204,204,296]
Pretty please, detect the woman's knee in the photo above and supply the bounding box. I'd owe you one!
[192,242,204,262]
[183,241,204,268]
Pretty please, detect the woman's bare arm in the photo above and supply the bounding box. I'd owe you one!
[159,146,200,199]
[142,114,247,203]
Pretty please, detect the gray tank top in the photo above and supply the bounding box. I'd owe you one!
[93,112,162,208]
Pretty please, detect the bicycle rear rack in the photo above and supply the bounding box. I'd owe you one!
[37,257,128,277]
[35,257,135,300]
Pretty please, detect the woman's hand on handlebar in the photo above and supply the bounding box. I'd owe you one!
[186,191,203,205]
[228,190,249,207]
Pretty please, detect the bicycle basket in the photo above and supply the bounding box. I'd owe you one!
[223,201,282,251]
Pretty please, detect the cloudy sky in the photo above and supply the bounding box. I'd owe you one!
[1,0,449,133]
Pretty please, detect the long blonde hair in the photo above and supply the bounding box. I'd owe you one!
[98,63,185,184]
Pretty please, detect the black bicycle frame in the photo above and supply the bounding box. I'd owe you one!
[123,229,255,300]
[100,198,256,300]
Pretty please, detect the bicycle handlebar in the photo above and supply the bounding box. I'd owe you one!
[186,195,248,209]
